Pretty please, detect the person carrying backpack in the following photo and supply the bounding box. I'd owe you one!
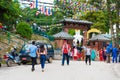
[61,39,71,66]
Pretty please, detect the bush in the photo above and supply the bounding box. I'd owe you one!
[16,22,33,39]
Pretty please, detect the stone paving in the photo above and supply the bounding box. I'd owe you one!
[0,60,120,80]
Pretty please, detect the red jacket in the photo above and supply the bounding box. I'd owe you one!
[0,26,3,28]
[62,43,70,54]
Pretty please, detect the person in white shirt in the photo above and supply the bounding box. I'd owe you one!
[85,46,91,65]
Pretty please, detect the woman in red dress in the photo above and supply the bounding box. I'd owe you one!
[99,48,103,61]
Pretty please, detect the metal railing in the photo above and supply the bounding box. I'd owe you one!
[0,28,28,47]
[32,26,54,41]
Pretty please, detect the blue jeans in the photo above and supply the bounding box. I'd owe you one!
[112,55,117,63]
[31,57,36,69]
[119,54,120,62]
[62,53,69,65]
[40,55,46,69]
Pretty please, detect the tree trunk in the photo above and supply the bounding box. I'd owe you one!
[116,0,120,47]
[107,0,115,47]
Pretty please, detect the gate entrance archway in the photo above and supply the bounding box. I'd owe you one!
[60,18,92,46]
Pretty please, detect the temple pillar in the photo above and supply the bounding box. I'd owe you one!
[83,30,87,46]
[95,42,99,50]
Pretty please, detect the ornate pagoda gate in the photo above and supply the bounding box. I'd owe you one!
[60,18,92,46]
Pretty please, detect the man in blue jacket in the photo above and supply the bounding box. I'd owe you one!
[112,46,118,63]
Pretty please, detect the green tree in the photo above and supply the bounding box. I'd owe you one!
[16,22,33,39]
[54,0,75,18]
[48,27,62,35]
[68,29,75,35]
[106,0,120,46]
[81,11,109,33]
[20,8,37,24]
[0,0,21,30]
[89,0,105,10]
[115,0,120,45]
[21,8,57,25]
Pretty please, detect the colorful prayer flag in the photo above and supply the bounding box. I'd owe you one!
[36,0,38,9]
[48,8,51,15]
[30,2,34,9]
[44,6,46,14]
[41,6,44,14]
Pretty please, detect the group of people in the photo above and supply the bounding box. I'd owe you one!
[61,39,92,65]
[29,41,47,72]
[61,39,120,66]
[29,40,120,72]
[90,44,120,63]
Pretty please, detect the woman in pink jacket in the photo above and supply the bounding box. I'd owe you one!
[72,46,78,61]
